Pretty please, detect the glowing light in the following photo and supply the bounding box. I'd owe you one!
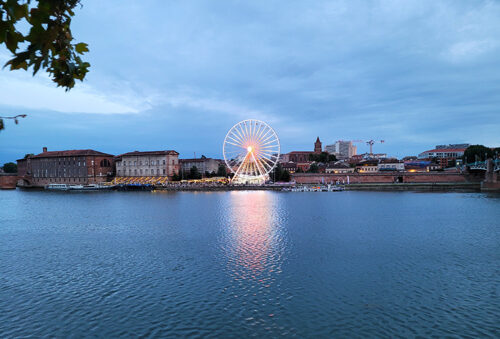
[223,119,280,184]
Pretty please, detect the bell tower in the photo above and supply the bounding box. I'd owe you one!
[314,137,322,154]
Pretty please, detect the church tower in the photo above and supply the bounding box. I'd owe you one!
[314,137,322,154]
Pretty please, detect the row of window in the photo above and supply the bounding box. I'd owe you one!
[379,164,404,168]
[119,159,167,166]
[33,169,103,178]
[33,161,86,168]
[117,168,165,175]
[33,178,87,183]
[32,159,111,168]
[426,152,461,158]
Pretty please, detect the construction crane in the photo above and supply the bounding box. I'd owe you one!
[365,140,385,155]
[340,139,385,155]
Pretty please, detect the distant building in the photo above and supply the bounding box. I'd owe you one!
[404,160,440,172]
[418,144,468,159]
[348,154,365,166]
[180,156,221,176]
[314,137,322,154]
[281,162,297,174]
[377,158,404,172]
[284,151,310,163]
[17,147,114,187]
[356,160,379,173]
[366,153,387,160]
[325,162,355,174]
[283,137,323,163]
[115,150,179,178]
[418,144,469,168]
[325,140,357,159]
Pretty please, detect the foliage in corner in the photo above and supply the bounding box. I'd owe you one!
[0,0,90,90]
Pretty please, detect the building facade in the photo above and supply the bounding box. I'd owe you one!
[17,147,114,187]
[377,159,405,171]
[325,140,357,159]
[180,156,221,176]
[283,138,324,163]
[418,144,469,160]
[115,150,179,178]
[281,161,297,174]
[356,160,379,173]
[325,163,355,174]
[418,144,469,168]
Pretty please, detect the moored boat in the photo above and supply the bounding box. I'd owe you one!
[69,184,115,191]
[45,184,70,190]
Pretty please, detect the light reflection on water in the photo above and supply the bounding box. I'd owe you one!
[223,191,285,283]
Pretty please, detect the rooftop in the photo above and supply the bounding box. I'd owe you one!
[32,149,114,158]
[421,148,467,153]
[180,158,217,162]
[118,150,179,157]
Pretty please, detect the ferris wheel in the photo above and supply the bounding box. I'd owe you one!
[223,119,280,183]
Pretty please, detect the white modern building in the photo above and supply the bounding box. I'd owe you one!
[325,141,357,159]
[418,144,469,159]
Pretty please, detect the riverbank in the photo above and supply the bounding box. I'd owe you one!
[151,182,483,192]
[0,173,17,189]
[344,182,481,192]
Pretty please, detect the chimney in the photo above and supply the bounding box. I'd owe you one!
[43,147,47,153]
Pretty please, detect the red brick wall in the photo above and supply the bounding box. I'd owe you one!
[292,172,472,184]
[85,155,114,184]
[17,159,27,176]
[0,174,18,189]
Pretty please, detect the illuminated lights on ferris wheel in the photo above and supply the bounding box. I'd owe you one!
[223,119,280,183]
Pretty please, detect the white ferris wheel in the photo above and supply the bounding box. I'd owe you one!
[223,119,280,183]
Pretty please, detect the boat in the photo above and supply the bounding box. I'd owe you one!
[282,184,344,192]
[69,184,115,191]
[327,184,344,192]
[45,184,70,190]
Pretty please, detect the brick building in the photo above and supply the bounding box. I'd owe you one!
[282,137,323,163]
[17,147,114,187]
[115,150,179,178]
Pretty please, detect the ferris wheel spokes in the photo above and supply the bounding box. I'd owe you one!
[223,119,280,184]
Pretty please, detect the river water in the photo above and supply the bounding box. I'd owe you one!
[0,190,499,337]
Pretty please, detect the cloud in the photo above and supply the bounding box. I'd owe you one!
[0,63,147,114]
[443,40,498,63]
[1,0,500,164]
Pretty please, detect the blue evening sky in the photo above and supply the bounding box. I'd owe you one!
[1,0,499,163]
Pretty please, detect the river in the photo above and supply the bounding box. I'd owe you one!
[0,190,498,337]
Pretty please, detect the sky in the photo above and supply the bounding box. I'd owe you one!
[1,0,500,164]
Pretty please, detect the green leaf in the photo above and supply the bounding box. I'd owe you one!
[74,42,88,54]
[13,4,28,20]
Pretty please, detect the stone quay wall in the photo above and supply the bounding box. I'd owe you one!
[292,172,477,184]
[0,174,18,189]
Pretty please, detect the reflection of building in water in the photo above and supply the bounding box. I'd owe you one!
[225,191,284,282]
